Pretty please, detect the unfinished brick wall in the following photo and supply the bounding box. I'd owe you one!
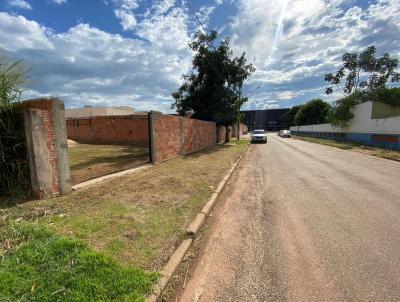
[23,98,71,198]
[217,126,227,143]
[152,114,181,162]
[66,115,149,146]
[151,113,216,163]
[181,118,216,155]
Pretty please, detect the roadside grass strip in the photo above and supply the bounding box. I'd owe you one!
[0,223,157,302]
[0,140,248,301]
[293,136,400,161]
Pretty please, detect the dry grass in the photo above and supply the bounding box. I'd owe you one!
[2,140,248,272]
[68,143,149,185]
[293,136,400,161]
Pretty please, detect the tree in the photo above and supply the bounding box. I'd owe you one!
[172,31,255,125]
[294,99,331,126]
[282,105,302,129]
[325,46,400,95]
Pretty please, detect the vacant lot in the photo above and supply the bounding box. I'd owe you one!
[68,143,149,185]
[293,136,400,161]
[0,140,248,301]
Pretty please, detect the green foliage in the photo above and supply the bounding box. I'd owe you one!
[329,87,400,127]
[0,56,29,195]
[282,105,302,128]
[172,31,255,125]
[294,99,332,126]
[0,223,158,302]
[325,46,400,95]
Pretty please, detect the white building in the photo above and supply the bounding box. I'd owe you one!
[290,101,400,150]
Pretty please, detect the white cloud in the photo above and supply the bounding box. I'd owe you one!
[111,0,141,31]
[1,0,399,111]
[113,0,140,10]
[114,9,137,30]
[50,0,67,4]
[0,13,53,50]
[0,9,193,111]
[8,0,32,10]
[231,0,400,108]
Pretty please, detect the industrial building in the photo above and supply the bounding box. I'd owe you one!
[65,106,138,119]
[241,108,290,131]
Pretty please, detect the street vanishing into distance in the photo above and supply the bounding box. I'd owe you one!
[178,134,400,302]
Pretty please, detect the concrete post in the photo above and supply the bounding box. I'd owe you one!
[22,98,71,198]
[149,111,160,164]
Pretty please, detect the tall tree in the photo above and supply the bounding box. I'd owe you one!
[294,99,331,126]
[325,46,400,95]
[172,31,255,125]
[282,105,302,129]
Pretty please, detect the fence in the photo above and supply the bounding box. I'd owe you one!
[17,99,226,198]
[290,101,400,150]
[66,115,149,146]
[149,112,216,163]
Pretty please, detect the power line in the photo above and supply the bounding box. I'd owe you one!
[244,86,261,97]
[183,0,208,35]
[161,0,227,83]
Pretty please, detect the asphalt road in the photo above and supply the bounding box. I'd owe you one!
[177,134,400,302]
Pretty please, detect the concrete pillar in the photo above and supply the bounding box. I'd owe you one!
[149,111,161,164]
[23,98,71,198]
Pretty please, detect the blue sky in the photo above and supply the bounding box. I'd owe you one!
[0,0,399,112]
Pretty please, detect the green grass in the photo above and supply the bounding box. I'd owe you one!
[1,140,249,300]
[0,223,157,302]
[293,135,400,161]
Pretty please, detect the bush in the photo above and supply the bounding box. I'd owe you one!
[0,57,29,195]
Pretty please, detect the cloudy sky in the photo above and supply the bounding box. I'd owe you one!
[0,0,399,112]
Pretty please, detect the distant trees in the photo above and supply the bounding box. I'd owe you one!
[172,31,255,125]
[325,46,400,96]
[294,99,331,126]
[282,105,301,128]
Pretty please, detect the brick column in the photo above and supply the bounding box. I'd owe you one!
[23,98,71,198]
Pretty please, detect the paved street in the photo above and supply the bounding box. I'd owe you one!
[177,134,400,302]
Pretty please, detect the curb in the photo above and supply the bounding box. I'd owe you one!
[71,164,152,191]
[146,142,250,302]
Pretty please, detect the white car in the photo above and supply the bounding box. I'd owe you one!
[251,129,267,143]
[279,130,291,138]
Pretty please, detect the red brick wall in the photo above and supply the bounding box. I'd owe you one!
[153,114,181,162]
[66,115,149,146]
[181,118,216,155]
[153,114,216,163]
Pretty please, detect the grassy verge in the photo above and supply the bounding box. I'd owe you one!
[0,223,157,302]
[68,143,149,185]
[1,140,248,301]
[293,135,400,161]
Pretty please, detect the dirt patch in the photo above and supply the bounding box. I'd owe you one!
[68,143,150,185]
[67,139,77,147]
